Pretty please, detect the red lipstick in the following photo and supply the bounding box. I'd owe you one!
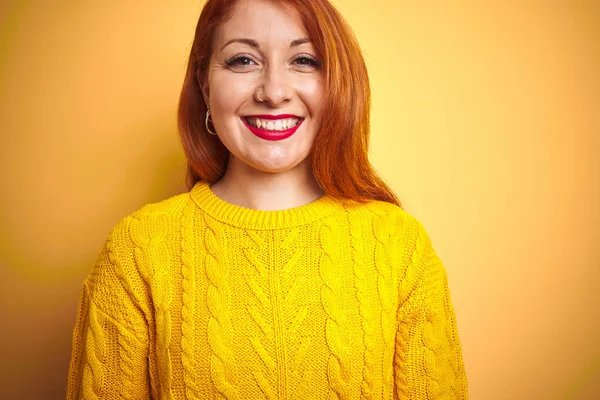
[242,116,304,141]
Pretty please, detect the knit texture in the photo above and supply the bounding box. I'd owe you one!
[66,180,468,399]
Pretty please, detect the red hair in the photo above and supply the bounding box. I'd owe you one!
[177,0,402,207]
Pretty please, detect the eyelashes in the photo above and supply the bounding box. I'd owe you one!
[291,54,322,68]
[224,54,322,70]
[224,55,253,68]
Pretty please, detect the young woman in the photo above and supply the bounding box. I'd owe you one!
[66,0,469,398]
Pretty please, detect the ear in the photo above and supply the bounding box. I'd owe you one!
[196,67,210,106]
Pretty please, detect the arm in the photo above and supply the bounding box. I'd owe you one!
[66,222,151,400]
[394,220,469,399]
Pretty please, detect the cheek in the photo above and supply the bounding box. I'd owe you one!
[209,72,254,113]
[296,76,325,117]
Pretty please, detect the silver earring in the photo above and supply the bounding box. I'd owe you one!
[256,91,264,102]
[205,107,217,135]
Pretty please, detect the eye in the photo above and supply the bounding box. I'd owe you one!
[225,55,258,69]
[292,54,322,69]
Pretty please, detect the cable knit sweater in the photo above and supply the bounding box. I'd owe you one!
[66,180,468,399]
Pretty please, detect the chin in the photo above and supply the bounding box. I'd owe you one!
[247,156,304,174]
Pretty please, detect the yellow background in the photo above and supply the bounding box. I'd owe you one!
[1,0,599,398]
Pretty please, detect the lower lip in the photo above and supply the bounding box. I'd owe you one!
[241,117,303,141]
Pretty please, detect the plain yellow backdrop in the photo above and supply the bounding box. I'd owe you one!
[1,1,599,398]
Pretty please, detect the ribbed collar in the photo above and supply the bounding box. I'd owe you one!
[189,180,345,230]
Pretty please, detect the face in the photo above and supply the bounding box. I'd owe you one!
[199,0,325,175]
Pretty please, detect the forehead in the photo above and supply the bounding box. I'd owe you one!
[215,0,308,48]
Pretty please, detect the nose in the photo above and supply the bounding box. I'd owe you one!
[258,64,293,106]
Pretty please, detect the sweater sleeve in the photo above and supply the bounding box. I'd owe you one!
[66,223,151,400]
[394,219,469,399]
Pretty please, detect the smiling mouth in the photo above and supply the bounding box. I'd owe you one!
[243,116,303,132]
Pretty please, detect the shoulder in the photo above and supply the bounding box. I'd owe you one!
[131,190,191,220]
[92,190,193,292]
[343,199,436,271]
[344,199,426,238]
[105,190,192,253]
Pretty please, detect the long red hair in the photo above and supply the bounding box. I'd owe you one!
[177,0,402,207]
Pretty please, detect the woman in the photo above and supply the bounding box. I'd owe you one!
[66,0,469,398]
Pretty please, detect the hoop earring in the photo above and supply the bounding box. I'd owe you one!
[205,107,217,135]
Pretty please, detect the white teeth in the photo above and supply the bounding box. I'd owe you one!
[247,117,300,131]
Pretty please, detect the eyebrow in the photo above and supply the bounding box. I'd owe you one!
[220,37,311,51]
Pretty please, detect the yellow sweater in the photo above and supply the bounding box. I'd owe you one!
[66,180,468,399]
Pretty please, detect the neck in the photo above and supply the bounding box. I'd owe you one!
[209,156,324,211]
